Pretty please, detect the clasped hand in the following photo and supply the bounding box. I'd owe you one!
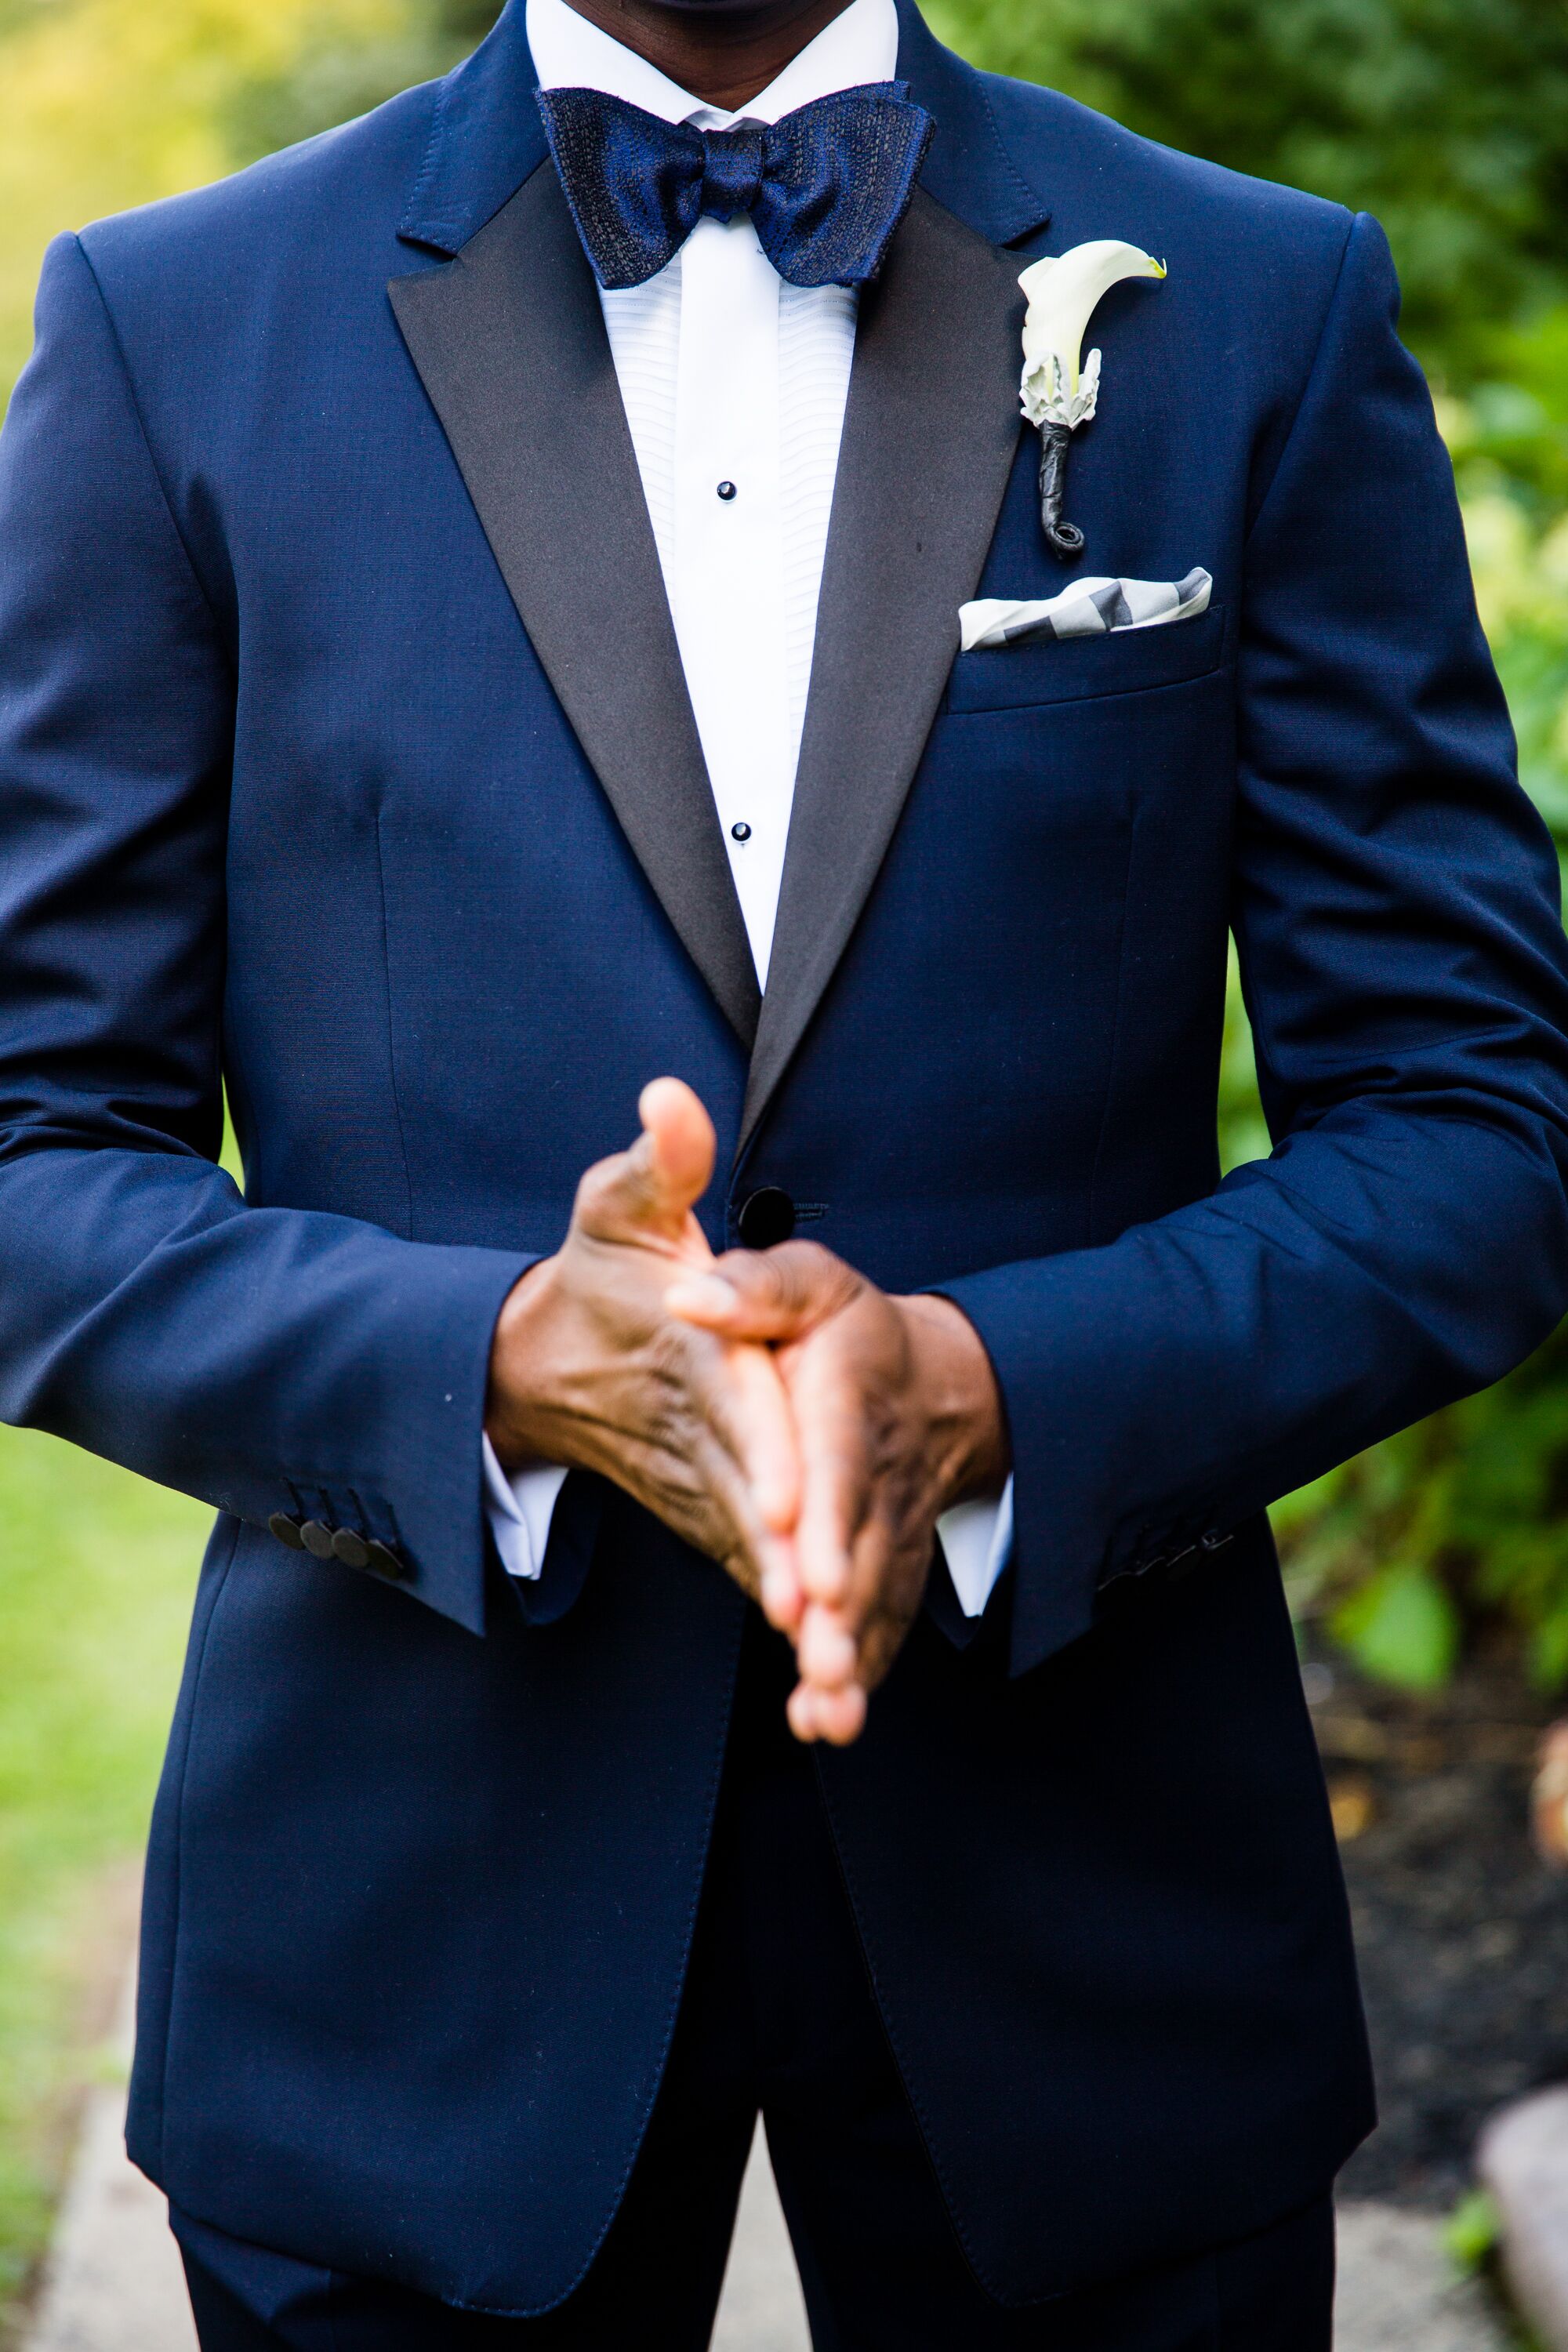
[486,1079,1007,1743]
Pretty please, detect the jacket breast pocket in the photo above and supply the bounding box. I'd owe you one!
[946,602,1231,717]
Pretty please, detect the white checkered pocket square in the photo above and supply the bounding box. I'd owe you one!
[960,567,1211,652]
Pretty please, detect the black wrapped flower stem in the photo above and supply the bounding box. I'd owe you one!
[1038,420,1086,564]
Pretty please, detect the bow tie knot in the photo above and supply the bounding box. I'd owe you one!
[699,122,768,220]
[537,82,935,292]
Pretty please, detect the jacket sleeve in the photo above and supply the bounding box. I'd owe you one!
[0,233,531,1636]
[942,212,1568,1677]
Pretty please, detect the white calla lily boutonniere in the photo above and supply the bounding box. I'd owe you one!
[1018,241,1166,563]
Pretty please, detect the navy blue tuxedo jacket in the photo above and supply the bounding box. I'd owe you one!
[2,0,1568,2313]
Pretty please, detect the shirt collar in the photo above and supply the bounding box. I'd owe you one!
[524,0,900,127]
[397,0,1051,259]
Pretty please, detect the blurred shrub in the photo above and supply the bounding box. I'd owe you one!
[1224,314,1568,1690]
[931,0,1568,383]
[0,0,397,396]
[223,2,501,168]
[0,0,503,405]
[1258,439,1568,1692]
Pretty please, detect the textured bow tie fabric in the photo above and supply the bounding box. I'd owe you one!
[536,82,935,291]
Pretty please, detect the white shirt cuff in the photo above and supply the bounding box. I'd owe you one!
[935,1476,1014,1618]
[482,1440,1014,1620]
[482,1433,569,1583]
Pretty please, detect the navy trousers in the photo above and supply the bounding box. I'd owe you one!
[171,1613,1336,2352]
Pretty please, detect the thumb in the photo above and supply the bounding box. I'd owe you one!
[665,1241,857,1341]
[573,1076,717,1245]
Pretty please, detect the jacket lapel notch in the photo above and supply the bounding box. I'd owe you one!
[895,0,1053,249]
[398,0,550,257]
[390,167,760,1047]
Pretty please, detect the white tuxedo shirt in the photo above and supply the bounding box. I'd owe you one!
[485,0,1013,1617]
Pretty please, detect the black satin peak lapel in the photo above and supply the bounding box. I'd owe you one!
[390,165,761,1047]
[738,191,1025,1155]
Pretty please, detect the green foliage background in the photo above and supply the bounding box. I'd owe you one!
[0,1434,206,2332]
[4,0,1568,2310]
[934,0,1568,382]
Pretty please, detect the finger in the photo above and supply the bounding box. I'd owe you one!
[796,1442,860,1614]
[689,1317,800,1526]
[573,1077,716,1247]
[786,1355,868,1615]
[662,1271,744,1324]
[639,1076,717,1202]
[690,1334,804,1621]
[718,1339,801,1537]
[839,1504,903,1648]
[795,1600,858,1690]
[833,1504,936,1695]
[710,1374,808,1628]
[761,1554,806,1635]
[685,1420,798,1602]
[814,1683,868,1744]
[786,1680,820,1743]
[665,1242,854,1344]
[788,1677,866,1747]
[852,1608,912,1696]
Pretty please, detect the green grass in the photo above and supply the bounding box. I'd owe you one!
[0,1426,206,2329]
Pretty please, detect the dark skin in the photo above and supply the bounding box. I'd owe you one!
[560,0,858,112]
[488,0,1011,1743]
[489,1083,1008,1744]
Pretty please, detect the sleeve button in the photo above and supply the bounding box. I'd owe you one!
[299,1520,336,1560]
[268,1512,306,1552]
[332,1528,371,1570]
[365,1540,408,1582]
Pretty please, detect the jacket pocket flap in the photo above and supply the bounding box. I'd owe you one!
[947,602,1229,717]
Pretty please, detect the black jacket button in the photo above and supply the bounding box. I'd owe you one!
[299,1519,336,1560]
[268,1512,306,1551]
[332,1527,371,1570]
[737,1187,796,1248]
[365,1539,408,1582]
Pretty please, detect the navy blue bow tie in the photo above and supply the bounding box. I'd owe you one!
[536,82,935,292]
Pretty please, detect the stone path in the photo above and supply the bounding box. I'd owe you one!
[21,1965,812,2352]
[22,2077,810,2352]
[1334,2206,1512,2352]
[24,1973,192,2352]
[20,1986,1514,2352]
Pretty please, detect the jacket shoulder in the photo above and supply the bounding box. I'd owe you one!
[76,78,441,289]
[978,62,1354,277]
